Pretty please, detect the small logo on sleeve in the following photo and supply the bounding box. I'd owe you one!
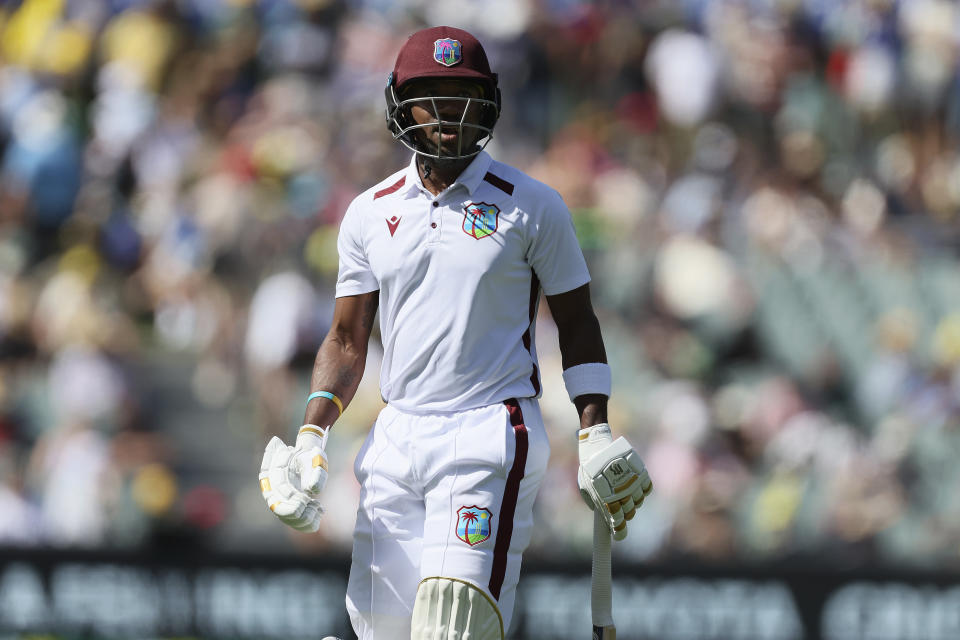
[456,505,493,545]
[462,203,499,239]
[386,216,402,237]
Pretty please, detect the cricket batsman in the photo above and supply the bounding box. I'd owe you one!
[259,25,652,640]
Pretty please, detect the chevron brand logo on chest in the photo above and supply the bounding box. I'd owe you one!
[386,216,402,236]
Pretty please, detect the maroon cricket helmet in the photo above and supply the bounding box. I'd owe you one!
[384,26,501,160]
[391,26,498,94]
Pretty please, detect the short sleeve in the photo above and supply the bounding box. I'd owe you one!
[526,189,591,296]
[335,200,379,297]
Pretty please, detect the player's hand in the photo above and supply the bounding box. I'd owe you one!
[290,424,330,496]
[577,423,652,541]
[258,426,330,532]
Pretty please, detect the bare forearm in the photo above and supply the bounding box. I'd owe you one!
[558,314,608,429]
[547,284,611,430]
[305,293,377,428]
[557,310,607,370]
[305,336,367,427]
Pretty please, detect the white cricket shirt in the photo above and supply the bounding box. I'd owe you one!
[336,150,590,413]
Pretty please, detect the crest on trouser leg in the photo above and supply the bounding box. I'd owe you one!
[456,506,493,545]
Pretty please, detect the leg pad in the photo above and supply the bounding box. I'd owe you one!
[411,577,504,640]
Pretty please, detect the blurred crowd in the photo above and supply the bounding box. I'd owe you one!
[0,0,958,569]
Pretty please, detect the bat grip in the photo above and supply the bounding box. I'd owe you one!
[591,510,614,629]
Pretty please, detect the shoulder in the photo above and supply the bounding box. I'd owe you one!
[340,167,408,230]
[352,167,409,208]
[485,160,565,214]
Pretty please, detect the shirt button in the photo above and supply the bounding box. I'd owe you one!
[431,222,437,228]
[432,202,439,207]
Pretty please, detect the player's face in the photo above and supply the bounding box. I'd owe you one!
[401,78,487,156]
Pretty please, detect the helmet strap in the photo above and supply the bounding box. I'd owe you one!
[417,154,473,194]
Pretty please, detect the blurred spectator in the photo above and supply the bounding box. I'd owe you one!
[0,0,957,567]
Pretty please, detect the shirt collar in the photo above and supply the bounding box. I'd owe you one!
[401,150,494,199]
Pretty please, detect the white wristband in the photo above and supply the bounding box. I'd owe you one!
[562,362,611,402]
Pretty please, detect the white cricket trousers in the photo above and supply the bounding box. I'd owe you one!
[345,397,550,639]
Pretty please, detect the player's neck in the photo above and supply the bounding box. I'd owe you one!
[418,156,470,196]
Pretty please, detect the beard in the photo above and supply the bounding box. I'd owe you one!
[418,124,478,155]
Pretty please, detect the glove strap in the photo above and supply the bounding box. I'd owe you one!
[578,423,613,467]
[578,423,612,443]
[296,424,330,450]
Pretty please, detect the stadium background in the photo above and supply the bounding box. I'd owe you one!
[0,0,958,638]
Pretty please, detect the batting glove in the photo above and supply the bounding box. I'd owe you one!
[577,423,652,540]
[258,425,330,533]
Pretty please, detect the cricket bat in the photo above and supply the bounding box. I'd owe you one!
[591,510,616,640]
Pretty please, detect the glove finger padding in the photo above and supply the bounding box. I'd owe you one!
[605,498,625,528]
[266,440,299,493]
[578,426,652,541]
[260,437,294,511]
[632,468,652,508]
[259,436,323,529]
[578,466,627,539]
[625,449,653,497]
[259,437,287,477]
[260,467,309,518]
[265,486,310,518]
[283,500,324,533]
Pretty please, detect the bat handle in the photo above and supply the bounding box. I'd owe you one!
[591,510,615,638]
